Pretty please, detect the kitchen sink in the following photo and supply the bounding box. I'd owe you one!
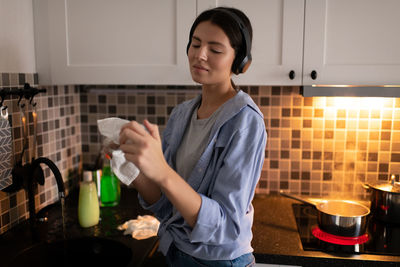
[9,236,133,267]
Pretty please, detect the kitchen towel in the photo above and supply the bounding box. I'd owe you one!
[97,117,140,185]
[0,108,13,190]
[118,215,160,240]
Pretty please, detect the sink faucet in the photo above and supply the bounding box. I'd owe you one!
[11,157,65,241]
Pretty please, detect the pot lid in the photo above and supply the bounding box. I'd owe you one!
[368,175,400,193]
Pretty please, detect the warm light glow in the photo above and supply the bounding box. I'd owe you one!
[331,97,386,109]
[312,97,388,110]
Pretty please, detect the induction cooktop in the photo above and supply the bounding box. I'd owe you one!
[292,203,400,256]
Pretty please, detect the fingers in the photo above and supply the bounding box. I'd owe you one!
[119,121,146,145]
[143,119,161,141]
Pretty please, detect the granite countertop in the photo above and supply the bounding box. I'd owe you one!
[0,187,159,267]
[3,190,400,267]
[251,194,400,266]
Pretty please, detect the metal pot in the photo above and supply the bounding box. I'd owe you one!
[280,191,370,237]
[364,174,400,224]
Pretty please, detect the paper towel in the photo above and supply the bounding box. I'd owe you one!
[97,117,140,185]
[117,215,160,240]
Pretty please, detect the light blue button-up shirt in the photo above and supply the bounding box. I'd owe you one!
[138,90,267,260]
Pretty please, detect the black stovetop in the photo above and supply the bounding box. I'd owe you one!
[292,203,400,256]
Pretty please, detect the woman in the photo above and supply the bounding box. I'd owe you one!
[119,7,266,266]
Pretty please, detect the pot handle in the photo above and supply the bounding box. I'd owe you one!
[362,183,371,190]
[279,190,317,207]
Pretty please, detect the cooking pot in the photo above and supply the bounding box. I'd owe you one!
[280,191,370,237]
[364,174,400,224]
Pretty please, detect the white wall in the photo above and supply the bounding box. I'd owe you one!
[0,0,36,73]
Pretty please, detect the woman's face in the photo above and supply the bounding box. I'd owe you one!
[187,21,236,87]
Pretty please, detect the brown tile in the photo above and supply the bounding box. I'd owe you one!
[292,130,301,138]
[391,153,400,162]
[303,119,312,128]
[292,97,302,106]
[291,172,300,180]
[302,141,311,149]
[270,119,280,128]
[312,162,321,170]
[270,160,279,169]
[302,151,311,159]
[313,151,322,160]
[368,153,378,161]
[290,108,300,117]
[281,151,290,159]
[291,140,300,149]
[271,97,280,106]
[381,131,391,141]
[303,97,313,106]
[281,119,291,128]
[368,163,377,172]
[281,108,290,117]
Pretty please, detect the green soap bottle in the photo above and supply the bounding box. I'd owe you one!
[100,155,121,207]
[78,171,100,228]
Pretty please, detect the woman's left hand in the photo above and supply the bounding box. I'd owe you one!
[119,119,171,185]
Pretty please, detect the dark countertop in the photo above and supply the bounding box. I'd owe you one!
[0,187,159,267]
[252,194,400,266]
[3,191,400,267]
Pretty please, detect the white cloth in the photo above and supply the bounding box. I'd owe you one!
[97,117,140,185]
[117,215,160,240]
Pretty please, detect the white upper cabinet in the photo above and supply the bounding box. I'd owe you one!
[33,0,400,86]
[198,0,305,86]
[33,0,196,85]
[303,0,400,85]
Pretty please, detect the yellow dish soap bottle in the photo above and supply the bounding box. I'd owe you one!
[78,171,100,227]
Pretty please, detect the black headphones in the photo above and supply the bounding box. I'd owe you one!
[186,8,252,74]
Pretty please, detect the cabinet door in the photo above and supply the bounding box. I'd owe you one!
[197,0,304,86]
[303,0,400,85]
[34,0,196,85]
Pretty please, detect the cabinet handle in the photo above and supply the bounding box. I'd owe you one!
[289,70,295,80]
[311,70,317,80]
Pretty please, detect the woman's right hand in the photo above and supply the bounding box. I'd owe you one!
[119,120,172,185]
[102,137,120,158]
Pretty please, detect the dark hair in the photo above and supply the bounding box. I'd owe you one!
[186,7,253,75]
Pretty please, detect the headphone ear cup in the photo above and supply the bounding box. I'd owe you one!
[232,51,252,74]
[241,57,252,74]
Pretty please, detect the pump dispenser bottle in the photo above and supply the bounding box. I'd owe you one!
[78,171,100,227]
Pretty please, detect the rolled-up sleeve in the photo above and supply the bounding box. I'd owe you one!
[189,117,266,245]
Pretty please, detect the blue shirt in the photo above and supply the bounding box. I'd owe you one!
[138,90,267,260]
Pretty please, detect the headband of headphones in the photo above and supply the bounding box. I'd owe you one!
[186,8,252,74]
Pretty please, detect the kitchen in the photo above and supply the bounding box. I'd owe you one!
[1,0,400,266]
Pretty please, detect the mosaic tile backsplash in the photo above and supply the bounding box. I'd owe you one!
[0,73,81,234]
[1,75,400,235]
[80,85,400,199]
